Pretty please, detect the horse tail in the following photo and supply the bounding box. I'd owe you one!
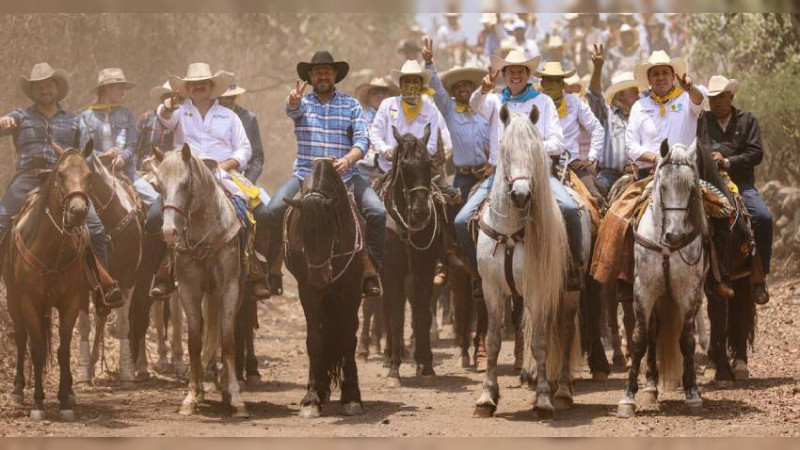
[655,296,684,391]
[201,293,221,370]
[321,294,346,389]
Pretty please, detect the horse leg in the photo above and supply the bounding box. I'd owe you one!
[299,290,324,418]
[642,311,660,406]
[606,283,626,370]
[221,286,248,418]
[170,292,186,374]
[706,293,735,383]
[9,298,27,406]
[586,277,610,380]
[117,288,136,384]
[730,277,754,381]
[411,263,436,379]
[57,301,81,421]
[151,300,170,373]
[473,280,504,417]
[26,307,46,420]
[451,266,472,368]
[617,291,651,418]
[474,297,488,372]
[75,307,92,384]
[554,292,580,410]
[530,313,554,421]
[681,308,703,415]
[371,295,384,356]
[341,286,363,416]
[383,243,406,386]
[179,292,203,416]
[357,297,372,361]
[695,298,709,353]
[429,283,440,344]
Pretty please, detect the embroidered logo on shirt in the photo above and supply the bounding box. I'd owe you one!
[390,108,398,119]
[670,103,684,112]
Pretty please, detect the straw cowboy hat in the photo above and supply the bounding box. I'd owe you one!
[633,50,688,86]
[605,71,643,105]
[296,50,350,84]
[90,68,135,95]
[535,61,577,79]
[545,35,566,49]
[149,80,173,104]
[441,66,488,96]
[354,76,400,105]
[706,75,739,97]
[390,60,432,87]
[490,50,541,75]
[479,13,498,26]
[169,63,233,99]
[620,23,635,34]
[19,62,69,102]
[215,70,247,97]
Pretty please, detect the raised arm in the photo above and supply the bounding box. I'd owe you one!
[285,80,308,120]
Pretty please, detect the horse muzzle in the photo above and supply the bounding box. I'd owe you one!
[64,198,88,229]
[307,264,333,288]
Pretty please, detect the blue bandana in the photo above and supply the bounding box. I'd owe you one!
[501,84,540,105]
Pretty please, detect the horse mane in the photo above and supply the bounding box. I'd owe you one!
[655,142,708,237]
[308,158,349,201]
[89,154,135,212]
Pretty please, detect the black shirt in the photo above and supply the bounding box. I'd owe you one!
[697,107,764,186]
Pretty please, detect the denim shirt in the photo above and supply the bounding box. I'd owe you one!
[0,105,83,172]
[136,110,174,170]
[79,106,139,179]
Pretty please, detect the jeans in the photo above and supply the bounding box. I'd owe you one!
[133,177,160,208]
[739,182,773,275]
[0,173,109,266]
[453,172,480,203]
[454,173,494,272]
[596,169,623,198]
[263,175,387,269]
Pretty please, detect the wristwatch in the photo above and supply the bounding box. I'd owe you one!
[722,158,731,170]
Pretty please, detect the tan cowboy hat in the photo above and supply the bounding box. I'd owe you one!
[706,75,739,97]
[491,50,541,76]
[441,66,488,96]
[354,76,400,105]
[169,63,233,99]
[535,61,577,79]
[545,35,566,49]
[19,62,69,102]
[215,70,247,98]
[390,60,432,87]
[149,80,173,104]
[90,68,135,95]
[633,50,688,86]
[605,71,643,105]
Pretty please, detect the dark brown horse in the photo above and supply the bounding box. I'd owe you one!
[381,125,444,387]
[3,143,94,420]
[284,158,365,418]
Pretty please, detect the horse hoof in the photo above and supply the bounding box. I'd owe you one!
[30,410,46,420]
[532,407,554,422]
[300,404,321,419]
[473,404,496,418]
[733,366,749,381]
[246,374,262,387]
[59,410,75,421]
[179,403,196,416]
[202,381,218,394]
[342,402,363,416]
[232,404,250,419]
[356,353,368,363]
[617,403,636,418]
[68,393,77,407]
[196,392,206,403]
[641,390,658,406]
[153,361,170,373]
[553,396,573,411]
[688,402,703,416]
[418,375,436,386]
[716,379,734,389]
[385,377,401,388]
[10,393,24,407]
[461,356,471,369]
[592,372,609,382]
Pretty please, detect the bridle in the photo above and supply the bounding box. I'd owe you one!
[389,150,439,251]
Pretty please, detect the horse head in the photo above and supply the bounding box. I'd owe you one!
[391,124,433,228]
[655,139,705,247]
[156,143,200,245]
[498,105,543,210]
[49,140,94,231]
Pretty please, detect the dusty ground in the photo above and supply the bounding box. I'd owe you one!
[0,276,798,437]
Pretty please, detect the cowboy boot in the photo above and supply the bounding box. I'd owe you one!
[248,246,270,300]
[433,262,449,286]
[149,251,174,301]
[86,250,124,309]
[754,283,769,305]
[362,253,382,298]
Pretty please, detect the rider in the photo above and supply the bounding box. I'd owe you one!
[0,62,122,308]
[216,72,265,184]
[136,81,175,169]
[147,63,271,300]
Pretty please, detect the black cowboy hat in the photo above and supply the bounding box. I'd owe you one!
[296,51,350,84]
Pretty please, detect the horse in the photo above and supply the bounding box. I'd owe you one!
[472,106,584,420]
[2,142,94,420]
[74,149,144,385]
[381,125,445,387]
[617,140,708,418]
[283,158,365,418]
[155,144,248,417]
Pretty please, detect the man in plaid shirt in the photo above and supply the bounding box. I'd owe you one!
[263,51,386,297]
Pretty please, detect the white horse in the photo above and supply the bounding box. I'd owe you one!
[617,140,708,418]
[473,106,585,420]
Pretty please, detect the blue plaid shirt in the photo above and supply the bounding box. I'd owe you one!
[136,111,174,169]
[1,105,83,172]
[285,89,368,182]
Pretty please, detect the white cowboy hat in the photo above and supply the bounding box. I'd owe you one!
[620,23,635,33]
[440,66,488,96]
[169,63,233,99]
[215,70,247,97]
[479,13,498,25]
[149,80,173,104]
[354,76,400,105]
[491,50,541,77]
[633,50,688,87]
[534,61,577,79]
[604,71,644,105]
[90,68,135,95]
[19,62,69,102]
[390,60,432,87]
[507,18,527,32]
[706,75,739,97]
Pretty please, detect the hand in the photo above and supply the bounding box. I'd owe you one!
[590,44,604,68]
[106,147,121,158]
[333,157,350,175]
[677,73,693,92]
[481,68,501,94]
[711,152,725,164]
[111,156,125,170]
[422,36,434,65]
[218,159,239,172]
[385,148,394,161]
[163,91,181,111]
[0,116,17,131]
[287,80,308,110]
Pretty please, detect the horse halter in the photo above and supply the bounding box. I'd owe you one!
[390,152,439,251]
[654,158,703,252]
[47,151,91,237]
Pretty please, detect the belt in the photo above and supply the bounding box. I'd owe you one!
[456,165,490,177]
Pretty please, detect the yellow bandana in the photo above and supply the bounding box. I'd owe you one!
[89,103,121,112]
[650,87,685,117]
[454,102,473,116]
[401,88,435,124]
[554,96,568,118]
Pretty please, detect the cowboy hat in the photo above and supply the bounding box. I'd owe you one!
[491,50,541,77]
[441,66,488,96]
[633,50,688,86]
[296,51,350,84]
[354,76,400,105]
[605,71,643,105]
[215,70,247,97]
[396,39,422,55]
[479,13,498,25]
[706,75,739,97]
[19,62,69,102]
[149,80,173,104]
[620,23,635,33]
[169,63,233,99]
[535,61,577,79]
[545,35,566,49]
[390,60,432,87]
[90,68,135,95]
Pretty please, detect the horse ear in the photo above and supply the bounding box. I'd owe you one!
[181,143,192,162]
[50,139,66,157]
[660,139,670,159]
[82,139,94,158]
[422,123,432,147]
[284,197,303,209]
[529,105,539,125]
[392,126,403,146]
[499,105,510,126]
[152,144,164,163]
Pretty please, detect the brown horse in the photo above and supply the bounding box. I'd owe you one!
[3,143,94,420]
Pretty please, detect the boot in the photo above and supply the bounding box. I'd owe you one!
[754,283,769,305]
[149,251,174,301]
[433,262,449,286]
[87,250,124,309]
[362,253,382,298]
[248,251,270,300]
[513,328,524,371]
[713,281,735,299]
[475,335,488,373]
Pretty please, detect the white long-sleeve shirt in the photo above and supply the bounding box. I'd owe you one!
[470,89,565,166]
[369,96,440,173]
[626,89,704,169]
[157,99,252,171]
[560,93,605,164]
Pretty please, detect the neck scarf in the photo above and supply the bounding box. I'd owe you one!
[89,103,120,112]
[501,83,539,105]
[454,102,473,116]
[401,87,435,124]
[650,86,684,117]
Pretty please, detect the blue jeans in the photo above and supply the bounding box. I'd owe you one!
[0,173,109,266]
[596,169,623,197]
[550,176,584,265]
[453,172,480,203]
[454,173,494,272]
[739,182,773,275]
[263,175,386,269]
[133,177,160,208]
